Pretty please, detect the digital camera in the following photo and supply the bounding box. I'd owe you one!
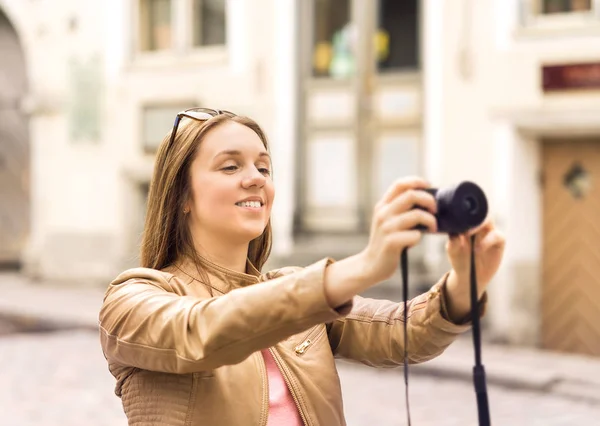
[417,181,488,234]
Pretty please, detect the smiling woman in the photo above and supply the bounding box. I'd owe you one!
[139,109,274,277]
[184,119,275,272]
[98,108,504,426]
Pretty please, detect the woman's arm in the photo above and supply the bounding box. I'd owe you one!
[99,258,360,375]
[326,272,487,366]
[323,252,377,308]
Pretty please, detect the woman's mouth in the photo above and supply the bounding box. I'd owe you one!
[235,201,263,209]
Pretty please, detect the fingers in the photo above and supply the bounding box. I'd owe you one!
[478,229,506,251]
[377,189,437,224]
[380,176,430,205]
[466,216,493,237]
[382,209,438,234]
[386,230,423,251]
[446,234,468,255]
[455,216,505,252]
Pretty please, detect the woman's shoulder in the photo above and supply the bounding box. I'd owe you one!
[109,267,176,289]
[260,258,336,281]
[260,265,304,281]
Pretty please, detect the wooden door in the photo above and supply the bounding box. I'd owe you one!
[542,139,600,356]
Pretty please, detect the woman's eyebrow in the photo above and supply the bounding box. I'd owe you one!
[213,150,271,161]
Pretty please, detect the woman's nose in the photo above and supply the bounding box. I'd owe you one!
[241,168,266,188]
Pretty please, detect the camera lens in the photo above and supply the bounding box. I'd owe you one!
[463,195,478,215]
[430,181,488,234]
[415,181,487,234]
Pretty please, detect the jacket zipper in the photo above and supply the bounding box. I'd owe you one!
[294,326,325,355]
[258,352,269,426]
[269,347,311,426]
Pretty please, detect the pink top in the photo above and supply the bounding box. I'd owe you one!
[261,349,304,426]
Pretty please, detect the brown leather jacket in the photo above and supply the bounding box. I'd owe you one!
[99,255,485,426]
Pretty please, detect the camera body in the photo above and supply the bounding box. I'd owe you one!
[416,181,488,235]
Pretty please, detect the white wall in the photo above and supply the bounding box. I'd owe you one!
[2,0,295,283]
[270,0,298,257]
[1,0,122,282]
[113,0,295,272]
[431,0,600,344]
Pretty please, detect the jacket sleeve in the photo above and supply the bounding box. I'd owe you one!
[99,258,352,374]
[326,272,487,366]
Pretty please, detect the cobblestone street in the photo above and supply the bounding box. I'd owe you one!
[1,329,599,426]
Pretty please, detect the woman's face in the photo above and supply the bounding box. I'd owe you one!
[186,121,274,245]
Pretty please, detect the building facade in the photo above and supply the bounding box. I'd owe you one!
[436,0,600,356]
[1,0,599,356]
[0,0,300,282]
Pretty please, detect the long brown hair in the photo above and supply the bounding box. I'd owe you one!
[140,114,273,273]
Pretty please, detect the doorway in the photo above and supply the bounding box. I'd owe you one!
[0,8,29,269]
[297,0,423,234]
[541,138,600,356]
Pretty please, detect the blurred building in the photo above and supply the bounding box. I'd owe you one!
[1,0,599,356]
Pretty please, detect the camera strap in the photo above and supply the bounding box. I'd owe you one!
[401,235,490,426]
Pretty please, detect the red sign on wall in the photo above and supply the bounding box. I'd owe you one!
[542,62,600,92]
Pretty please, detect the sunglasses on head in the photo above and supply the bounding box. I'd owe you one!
[169,107,236,147]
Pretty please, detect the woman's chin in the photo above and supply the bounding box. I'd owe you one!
[234,225,266,243]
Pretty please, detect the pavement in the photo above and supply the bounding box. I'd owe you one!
[2,271,600,406]
[4,330,599,426]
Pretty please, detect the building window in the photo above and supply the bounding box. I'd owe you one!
[376,0,419,72]
[311,0,352,78]
[142,104,190,153]
[541,0,592,14]
[137,0,227,56]
[192,0,227,46]
[139,0,173,51]
[519,0,600,32]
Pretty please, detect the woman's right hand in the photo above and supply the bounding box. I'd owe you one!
[323,176,438,309]
[359,176,438,284]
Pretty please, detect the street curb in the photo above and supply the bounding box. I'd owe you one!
[409,363,600,404]
[409,363,556,391]
[0,311,98,335]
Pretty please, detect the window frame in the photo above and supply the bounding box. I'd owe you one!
[375,0,421,74]
[303,0,421,81]
[137,0,175,53]
[140,102,195,154]
[519,0,600,33]
[308,0,353,79]
[190,0,228,49]
[131,0,228,65]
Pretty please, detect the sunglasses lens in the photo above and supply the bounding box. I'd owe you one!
[168,108,236,151]
[186,111,214,120]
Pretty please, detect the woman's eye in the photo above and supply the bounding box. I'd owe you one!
[222,165,238,172]
[259,168,271,176]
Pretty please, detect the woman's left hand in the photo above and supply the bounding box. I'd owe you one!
[444,217,506,322]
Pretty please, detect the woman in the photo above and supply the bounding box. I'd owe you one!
[99,108,505,426]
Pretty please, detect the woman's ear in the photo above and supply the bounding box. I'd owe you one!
[182,198,191,215]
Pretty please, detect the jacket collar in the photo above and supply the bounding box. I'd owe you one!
[173,254,261,294]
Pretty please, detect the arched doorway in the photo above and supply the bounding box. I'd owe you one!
[0,8,29,269]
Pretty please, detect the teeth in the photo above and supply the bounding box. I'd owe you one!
[237,201,262,208]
